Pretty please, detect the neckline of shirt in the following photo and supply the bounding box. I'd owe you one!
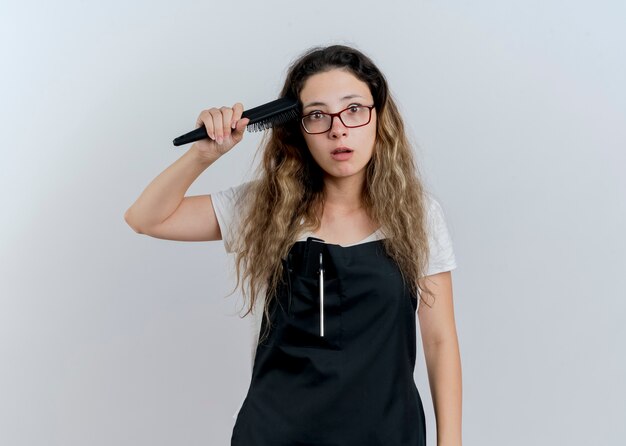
[296,228,385,247]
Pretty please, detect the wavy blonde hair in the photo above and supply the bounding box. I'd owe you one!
[229,45,435,344]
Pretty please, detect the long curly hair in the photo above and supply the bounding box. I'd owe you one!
[229,44,434,344]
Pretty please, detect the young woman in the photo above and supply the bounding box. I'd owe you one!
[125,45,462,446]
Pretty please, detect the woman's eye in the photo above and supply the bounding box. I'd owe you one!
[309,112,324,120]
[348,105,361,113]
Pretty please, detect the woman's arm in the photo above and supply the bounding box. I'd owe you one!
[123,104,249,239]
[124,145,218,236]
[417,271,462,446]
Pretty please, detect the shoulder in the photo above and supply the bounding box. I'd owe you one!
[210,180,260,254]
[423,191,447,227]
[212,180,257,203]
[211,180,260,215]
[422,191,457,275]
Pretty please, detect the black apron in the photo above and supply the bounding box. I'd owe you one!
[231,237,426,446]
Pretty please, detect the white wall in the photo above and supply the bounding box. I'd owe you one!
[1,1,624,445]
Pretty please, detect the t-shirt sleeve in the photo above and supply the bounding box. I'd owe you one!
[424,193,458,276]
[210,181,254,254]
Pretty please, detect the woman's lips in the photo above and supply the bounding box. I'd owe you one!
[331,147,354,161]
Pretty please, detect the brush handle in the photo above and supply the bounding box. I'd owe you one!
[173,98,298,146]
[172,120,234,147]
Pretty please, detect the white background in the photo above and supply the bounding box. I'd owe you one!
[1,1,625,445]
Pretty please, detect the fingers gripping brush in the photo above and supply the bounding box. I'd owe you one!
[173,97,300,146]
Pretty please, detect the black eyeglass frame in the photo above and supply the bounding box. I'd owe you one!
[300,104,376,134]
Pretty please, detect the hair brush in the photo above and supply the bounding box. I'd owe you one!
[172,97,300,146]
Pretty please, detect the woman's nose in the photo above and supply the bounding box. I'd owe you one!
[329,116,348,138]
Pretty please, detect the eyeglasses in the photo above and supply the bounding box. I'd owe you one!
[301,104,375,134]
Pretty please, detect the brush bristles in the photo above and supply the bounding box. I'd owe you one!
[247,109,300,132]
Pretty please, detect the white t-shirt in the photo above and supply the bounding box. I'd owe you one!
[212,181,457,270]
[210,181,458,419]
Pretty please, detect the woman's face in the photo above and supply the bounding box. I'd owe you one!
[299,69,377,181]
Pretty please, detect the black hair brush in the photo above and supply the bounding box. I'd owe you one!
[173,97,300,146]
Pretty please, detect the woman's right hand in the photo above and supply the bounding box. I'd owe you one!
[191,102,250,161]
